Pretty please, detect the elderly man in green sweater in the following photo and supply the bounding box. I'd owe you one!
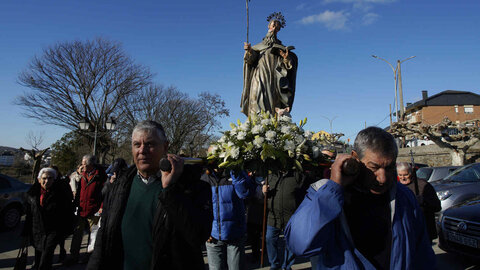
[87,120,212,270]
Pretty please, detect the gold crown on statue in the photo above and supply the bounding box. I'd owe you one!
[267,12,286,28]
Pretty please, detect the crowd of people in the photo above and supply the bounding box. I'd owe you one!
[20,121,441,270]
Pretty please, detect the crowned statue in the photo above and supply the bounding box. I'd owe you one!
[241,12,298,117]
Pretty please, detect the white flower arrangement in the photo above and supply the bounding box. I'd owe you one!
[208,111,329,172]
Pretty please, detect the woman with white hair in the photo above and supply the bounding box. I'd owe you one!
[22,167,74,270]
[397,162,441,242]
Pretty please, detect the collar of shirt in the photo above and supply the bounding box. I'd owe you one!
[137,171,162,185]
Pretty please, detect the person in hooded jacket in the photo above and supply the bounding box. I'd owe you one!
[201,166,256,270]
[285,127,436,270]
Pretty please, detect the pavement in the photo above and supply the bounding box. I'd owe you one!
[0,220,479,270]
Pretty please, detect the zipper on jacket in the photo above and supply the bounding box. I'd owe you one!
[215,185,221,240]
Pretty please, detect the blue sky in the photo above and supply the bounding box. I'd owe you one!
[1,0,479,149]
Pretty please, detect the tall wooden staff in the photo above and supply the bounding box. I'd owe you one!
[410,149,420,195]
[246,0,250,44]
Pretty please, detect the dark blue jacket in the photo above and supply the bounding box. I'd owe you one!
[201,171,255,241]
[285,179,436,270]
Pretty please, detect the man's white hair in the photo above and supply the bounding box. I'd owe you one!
[82,154,97,166]
[132,120,168,142]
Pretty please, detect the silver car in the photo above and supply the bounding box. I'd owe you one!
[433,163,480,213]
[0,174,31,229]
[416,166,461,182]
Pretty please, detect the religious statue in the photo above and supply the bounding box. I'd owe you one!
[241,12,298,117]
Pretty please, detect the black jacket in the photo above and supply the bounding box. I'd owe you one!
[265,170,314,229]
[23,180,74,251]
[87,165,212,270]
[406,178,442,240]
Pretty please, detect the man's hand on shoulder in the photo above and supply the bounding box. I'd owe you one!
[160,154,184,188]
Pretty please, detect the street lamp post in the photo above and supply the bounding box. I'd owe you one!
[372,55,416,121]
[189,141,195,157]
[79,117,116,156]
[319,115,338,135]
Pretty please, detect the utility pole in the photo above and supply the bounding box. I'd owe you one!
[372,55,416,122]
[397,61,404,119]
[389,104,392,127]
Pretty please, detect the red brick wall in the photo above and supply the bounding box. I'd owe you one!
[419,105,480,124]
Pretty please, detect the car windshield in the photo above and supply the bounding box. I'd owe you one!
[444,164,480,182]
[416,168,433,180]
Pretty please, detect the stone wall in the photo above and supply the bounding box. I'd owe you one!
[397,144,480,166]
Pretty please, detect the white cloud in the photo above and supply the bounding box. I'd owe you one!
[297,3,307,10]
[323,0,395,12]
[353,2,373,12]
[300,10,350,30]
[362,12,379,25]
[323,0,396,3]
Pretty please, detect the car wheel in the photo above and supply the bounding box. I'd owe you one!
[1,206,21,230]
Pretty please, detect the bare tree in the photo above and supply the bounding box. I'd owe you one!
[16,38,152,155]
[25,131,45,151]
[118,85,229,155]
[390,117,480,165]
[19,147,49,183]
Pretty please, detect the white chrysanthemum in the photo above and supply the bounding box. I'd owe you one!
[251,125,264,134]
[265,130,276,141]
[295,134,304,144]
[279,115,292,122]
[230,147,240,159]
[254,136,265,148]
[218,136,226,143]
[230,128,237,136]
[261,118,271,126]
[312,146,320,158]
[280,125,291,134]
[240,121,250,131]
[237,131,247,140]
[284,140,295,151]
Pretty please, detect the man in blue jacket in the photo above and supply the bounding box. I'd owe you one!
[201,167,255,270]
[285,127,436,270]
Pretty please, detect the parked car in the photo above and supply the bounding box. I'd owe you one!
[433,163,480,213]
[0,174,31,229]
[438,196,480,260]
[416,166,462,182]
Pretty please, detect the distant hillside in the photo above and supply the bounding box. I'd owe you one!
[0,146,20,153]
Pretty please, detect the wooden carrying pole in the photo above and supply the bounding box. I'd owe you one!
[260,177,268,267]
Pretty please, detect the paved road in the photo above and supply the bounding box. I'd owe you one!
[0,221,478,270]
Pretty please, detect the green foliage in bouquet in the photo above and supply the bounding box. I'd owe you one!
[207,111,328,174]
